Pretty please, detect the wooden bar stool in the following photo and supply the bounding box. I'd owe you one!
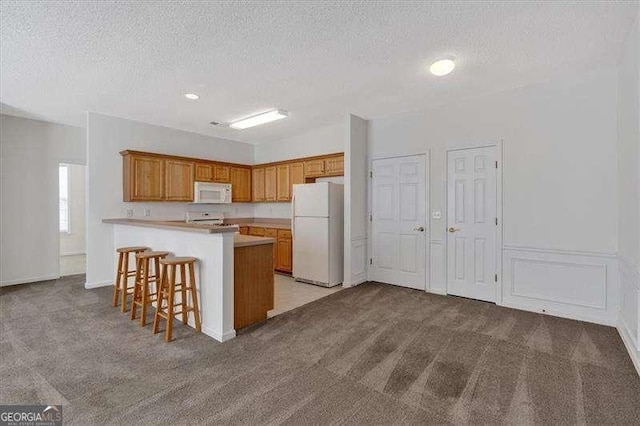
[112,246,149,312]
[153,257,201,342]
[131,250,170,326]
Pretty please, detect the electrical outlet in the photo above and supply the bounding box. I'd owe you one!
[144,209,151,217]
[126,209,134,218]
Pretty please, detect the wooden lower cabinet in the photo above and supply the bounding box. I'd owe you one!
[249,227,265,237]
[234,243,274,329]
[276,229,293,273]
[238,226,249,235]
[265,228,278,269]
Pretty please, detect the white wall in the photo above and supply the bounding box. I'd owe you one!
[86,113,255,288]
[0,114,86,285]
[253,122,344,164]
[368,68,620,324]
[616,6,640,373]
[344,114,368,286]
[60,164,86,255]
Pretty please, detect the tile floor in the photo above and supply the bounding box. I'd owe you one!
[59,254,86,276]
[268,274,343,318]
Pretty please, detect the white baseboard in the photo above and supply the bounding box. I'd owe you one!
[202,325,236,342]
[1,274,59,287]
[85,280,112,289]
[618,317,640,377]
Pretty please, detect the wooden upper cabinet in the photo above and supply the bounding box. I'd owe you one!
[165,159,195,201]
[213,165,231,183]
[230,167,251,202]
[123,153,165,201]
[324,156,344,176]
[252,167,265,202]
[276,164,290,201]
[304,159,325,177]
[290,162,305,193]
[264,166,277,202]
[195,163,214,182]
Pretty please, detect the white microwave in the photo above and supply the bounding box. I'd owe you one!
[193,182,232,204]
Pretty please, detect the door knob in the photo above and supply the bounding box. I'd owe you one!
[414,226,425,232]
[448,227,460,233]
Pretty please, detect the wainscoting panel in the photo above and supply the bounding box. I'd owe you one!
[429,239,446,294]
[502,246,618,325]
[349,236,367,286]
[618,255,640,375]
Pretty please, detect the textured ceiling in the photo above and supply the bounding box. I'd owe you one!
[1,1,637,144]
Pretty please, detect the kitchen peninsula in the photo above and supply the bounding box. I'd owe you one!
[102,218,274,342]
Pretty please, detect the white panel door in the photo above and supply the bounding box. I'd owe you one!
[370,155,426,290]
[446,146,497,302]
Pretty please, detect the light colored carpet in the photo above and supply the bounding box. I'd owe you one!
[1,276,639,424]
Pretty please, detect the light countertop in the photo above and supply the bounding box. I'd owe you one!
[102,218,239,234]
[234,234,275,248]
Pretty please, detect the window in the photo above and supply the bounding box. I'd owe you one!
[59,164,69,233]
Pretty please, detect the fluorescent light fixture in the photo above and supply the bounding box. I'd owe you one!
[230,109,288,130]
[429,59,455,76]
[185,93,199,100]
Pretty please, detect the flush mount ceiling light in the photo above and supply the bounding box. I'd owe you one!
[184,93,199,100]
[429,59,455,76]
[229,109,288,130]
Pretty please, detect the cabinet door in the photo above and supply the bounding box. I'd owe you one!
[290,162,305,196]
[264,166,277,202]
[165,159,195,201]
[249,227,265,237]
[252,168,265,202]
[276,164,290,201]
[213,165,231,183]
[304,159,324,177]
[231,167,251,202]
[265,228,278,269]
[127,154,165,201]
[238,226,249,235]
[324,156,344,176]
[195,163,214,182]
[276,230,293,272]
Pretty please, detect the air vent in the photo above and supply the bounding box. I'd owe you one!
[209,121,229,127]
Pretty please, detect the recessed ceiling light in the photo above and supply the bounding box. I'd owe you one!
[229,109,288,130]
[185,93,199,100]
[429,59,455,76]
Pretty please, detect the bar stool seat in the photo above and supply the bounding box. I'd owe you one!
[131,250,170,326]
[112,246,149,312]
[153,256,201,342]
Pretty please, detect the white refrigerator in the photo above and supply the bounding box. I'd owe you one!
[292,182,344,287]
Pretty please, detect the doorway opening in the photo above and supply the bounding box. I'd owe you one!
[59,163,86,276]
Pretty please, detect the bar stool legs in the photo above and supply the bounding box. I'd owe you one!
[153,257,201,342]
[111,246,148,312]
[130,251,169,326]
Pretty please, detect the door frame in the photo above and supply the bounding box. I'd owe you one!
[367,152,430,292]
[444,140,503,304]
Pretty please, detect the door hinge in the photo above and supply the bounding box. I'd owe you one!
[494,273,498,283]
[495,161,498,169]
[369,258,373,265]
[369,171,373,178]
[369,214,372,222]
[495,217,498,226]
